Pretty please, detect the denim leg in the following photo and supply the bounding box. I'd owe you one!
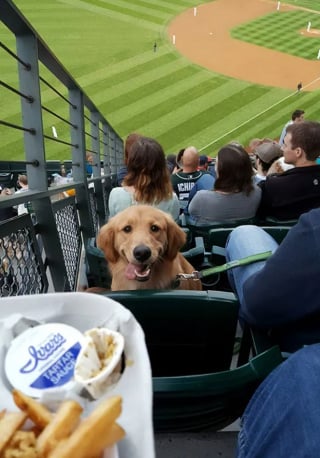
[236,344,320,458]
[225,226,279,305]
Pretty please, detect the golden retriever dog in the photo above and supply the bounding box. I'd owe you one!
[97,205,202,291]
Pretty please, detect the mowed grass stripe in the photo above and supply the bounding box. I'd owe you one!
[85,0,166,25]
[224,91,318,147]
[154,86,269,151]
[85,53,178,95]
[193,88,286,151]
[140,79,255,140]
[134,0,185,13]
[251,93,320,139]
[115,76,228,132]
[109,70,217,124]
[58,0,159,31]
[232,11,320,60]
[139,80,257,142]
[77,50,170,87]
[285,0,320,12]
[123,0,178,15]
[99,66,200,114]
[89,57,192,105]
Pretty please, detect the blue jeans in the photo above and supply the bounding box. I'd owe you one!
[237,343,320,457]
[225,226,279,306]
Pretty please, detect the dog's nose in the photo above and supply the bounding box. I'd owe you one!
[133,245,151,262]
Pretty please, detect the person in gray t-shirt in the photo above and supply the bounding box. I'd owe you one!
[188,143,261,225]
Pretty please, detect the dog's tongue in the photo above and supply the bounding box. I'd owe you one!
[125,263,145,280]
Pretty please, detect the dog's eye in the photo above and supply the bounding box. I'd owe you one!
[123,225,132,233]
[150,225,160,232]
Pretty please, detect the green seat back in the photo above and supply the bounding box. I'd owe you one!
[187,218,256,251]
[105,290,283,431]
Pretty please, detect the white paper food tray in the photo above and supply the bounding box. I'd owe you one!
[0,292,155,458]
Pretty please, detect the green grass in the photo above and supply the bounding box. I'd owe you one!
[284,0,320,12]
[231,11,320,60]
[1,0,320,161]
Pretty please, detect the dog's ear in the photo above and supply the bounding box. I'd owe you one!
[96,223,119,263]
[165,218,187,260]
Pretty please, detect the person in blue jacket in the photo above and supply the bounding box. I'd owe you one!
[225,208,320,352]
[237,343,320,458]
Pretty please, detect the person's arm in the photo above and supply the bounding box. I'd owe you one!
[241,210,320,327]
[256,179,271,219]
[171,193,180,222]
[108,188,127,218]
[278,125,287,146]
[188,192,202,219]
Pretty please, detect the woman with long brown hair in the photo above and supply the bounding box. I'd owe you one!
[109,136,179,221]
[188,143,261,224]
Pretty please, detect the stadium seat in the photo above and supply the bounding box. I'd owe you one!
[105,289,283,432]
[258,216,298,227]
[184,216,256,251]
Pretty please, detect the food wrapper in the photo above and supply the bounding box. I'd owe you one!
[0,292,155,458]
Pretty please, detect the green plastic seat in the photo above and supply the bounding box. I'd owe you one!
[86,238,112,289]
[185,217,256,251]
[105,290,283,432]
[258,216,298,227]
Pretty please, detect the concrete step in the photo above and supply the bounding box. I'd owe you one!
[155,431,238,458]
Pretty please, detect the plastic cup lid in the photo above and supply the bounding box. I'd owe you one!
[5,323,84,398]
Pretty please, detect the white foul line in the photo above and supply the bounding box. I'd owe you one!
[199,76,320,152]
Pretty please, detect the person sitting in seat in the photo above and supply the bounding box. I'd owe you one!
[258,121,320,221]
[225,207,320,353]
[117,132,142,186]
[187,143,261,225]
[171,146,207,212]
[236,343,320,458]
[108,136,179,221]
[253,141,283,183]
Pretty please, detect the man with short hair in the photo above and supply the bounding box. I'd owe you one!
[171,146,207,211]
[198,155,209,171]
[258,120,320,220]
[279,109,305,146]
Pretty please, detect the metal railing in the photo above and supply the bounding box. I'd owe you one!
[0,0,124,294]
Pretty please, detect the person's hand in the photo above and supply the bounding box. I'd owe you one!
[2,188,13,195]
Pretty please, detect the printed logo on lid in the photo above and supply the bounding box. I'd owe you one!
[5,323,84,397]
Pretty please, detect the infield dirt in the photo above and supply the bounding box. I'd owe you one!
[168,0,320,91]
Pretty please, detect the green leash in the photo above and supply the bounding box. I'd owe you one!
[177,250,273,282]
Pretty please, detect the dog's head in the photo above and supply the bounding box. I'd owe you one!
[97,205,186,282]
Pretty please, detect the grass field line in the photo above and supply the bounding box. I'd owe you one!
[192,90,283,148]
[166,89,279,153]
[199,75,320,152]
[58,0,159,31]
[280,1,320,15]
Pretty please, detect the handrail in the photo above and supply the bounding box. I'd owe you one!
[0,0,124,294]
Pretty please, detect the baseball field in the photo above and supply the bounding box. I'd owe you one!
[1,0,320,160]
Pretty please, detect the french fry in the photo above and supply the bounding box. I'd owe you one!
[12,389,52,430]
[36,400,83,458]
[47,396,122,458]
[3,430,37,458]
[87,422,125,457]
[0,411,27,453]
